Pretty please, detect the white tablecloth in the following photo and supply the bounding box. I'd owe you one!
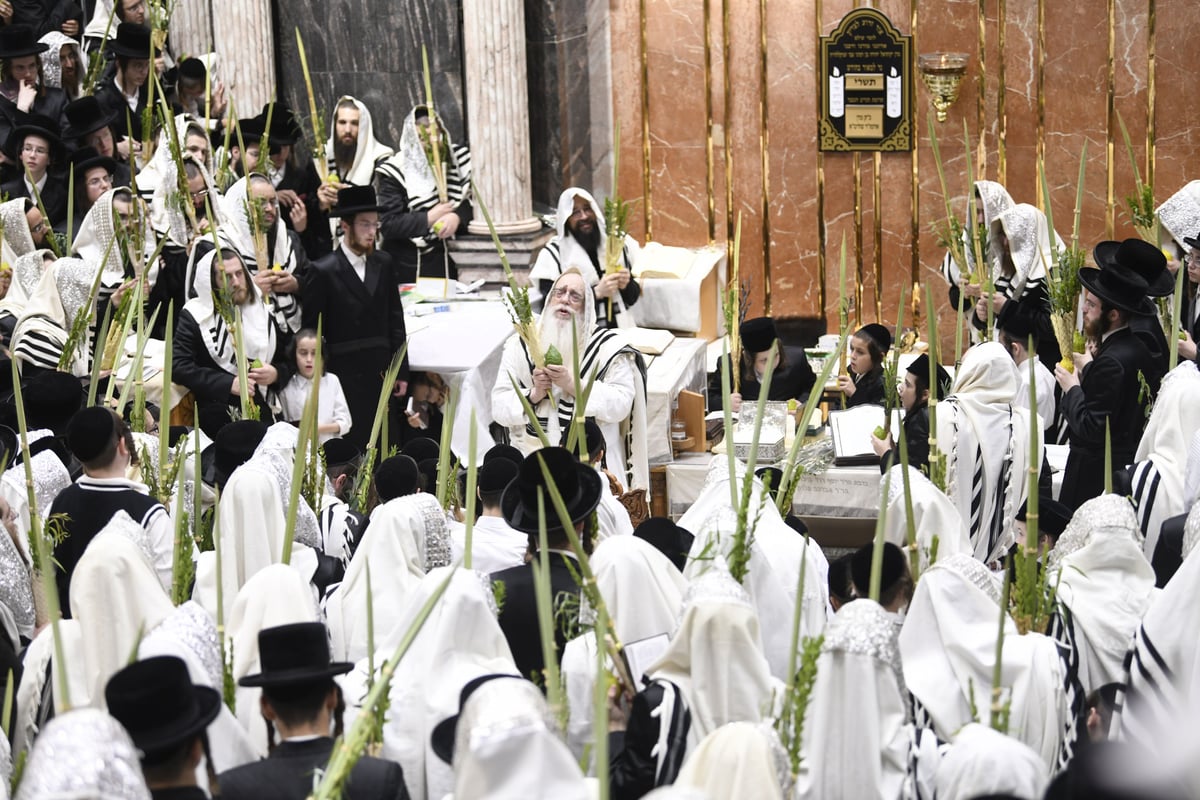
[632,243,726,334]
[406,300,514,465]
[645,337,709,464]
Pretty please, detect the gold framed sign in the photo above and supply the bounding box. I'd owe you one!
[819,8,913,152]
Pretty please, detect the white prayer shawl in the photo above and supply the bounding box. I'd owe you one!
[563,536,687,756]
[137,115,209,198]
[1046,495,1155,693]
[0,199,36,258]
[225,564,319,754]
[1130,360,1200,557]
[447,515,526,575]
[882,464,972,574]
[73,188,157,289]
[935,723,1048,800]
[37,32,86,96]
[13,620,86,758]
[941,180,1014,287]
[938,342,1037,563]
[220,175,304,333]
[0,249,53,322]
[12,257,100,376]
[326,495,435,662]
[676,722,787,800]
[678,459,829,679]
[899,554,1069,772]
[529,187,640,322]
[449,678,591,800]
[1186,428,1200,513]
[595,475,634,539]
[1014,354,1057,431]
[648,564,781,753]
[989,203,1055,303]
[492,269,650,493]
[1155,179,1200,251]
[1117,504,1200,789]
[348,567,515,800]
[796,600,913,800]
[16,708,151,800]
[193,424,319,623]
[181,244,276,377]
[325,95,394,186]
[152,152,225,248]
[1,431,70,579]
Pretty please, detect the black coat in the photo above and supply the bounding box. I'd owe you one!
[0,174,68,228]
[846,368,886,408]
[491,552,582,683]
[739,346,817,404]
[274,159,331,260]
[0,88,70,163]
[1058,327,1154,509]
[92,77,146,138]
[879,404,930,474]
[173,307,293,439]
[375,167,472,283]
[218,737,408,800]
[302,247,408,449]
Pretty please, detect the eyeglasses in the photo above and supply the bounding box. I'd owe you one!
[568,206,594,219]
[29,220,48,234]
[551,286,584,304]
[354,220,381,231]
[86,174,113,189]
[190,187,209,200]
[21,144,48,157]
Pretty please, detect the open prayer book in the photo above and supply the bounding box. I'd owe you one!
[620,326,676,355]
[621,633,670,689]
[633,242,700,279]
[828,405,903,466]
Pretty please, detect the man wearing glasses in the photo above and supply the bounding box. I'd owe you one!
[1,113,67,227]
[302,185,409,450]
[1178,236,1200,363]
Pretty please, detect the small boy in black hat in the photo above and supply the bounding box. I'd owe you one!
[838,322,892,407]
[106,656,223,800]
[870,352,953,474]
[219,622,408,800]
[727,317,816,413]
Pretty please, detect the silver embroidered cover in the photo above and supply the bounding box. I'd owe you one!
[14,708,151,800]
[822,598,901,666]
[1156,180,1200,249]
[141,601,223,690]
[1046,493,1140,573]
[929,553,1003,607]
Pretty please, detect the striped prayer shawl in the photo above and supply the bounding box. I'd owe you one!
[1046,605,1085,773]
[374,144,472,255]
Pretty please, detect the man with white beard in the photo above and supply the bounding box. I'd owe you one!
[491,268,650,493]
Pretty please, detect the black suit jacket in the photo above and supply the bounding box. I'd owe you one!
[218,737,409,800]
[275,160,331,259]
[1059,327,1154,508]
[0,174,68,228]
[491,552,583,683]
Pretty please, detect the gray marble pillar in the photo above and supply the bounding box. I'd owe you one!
[461,0,540,235]
[210,0,274,112]
[168,0,211,59]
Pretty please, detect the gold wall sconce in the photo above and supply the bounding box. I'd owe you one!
[918,53,969,122]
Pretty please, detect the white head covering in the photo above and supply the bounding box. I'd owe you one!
[0,249,54,321]
[325,95,394,185]
[68,513,176,708]
[676,722,787,800]
[11,257,100,376]
[990,203,1055,301]
[181,243,274,374]
[14,708,151,800]
[227,564,318,752]
[935,722,1048,800]
[1131,360,1200,556]
[529,188,609,287]
[678,459,828,679]
[1048,494,1155,692]
[72,188,156,289]
[649,562,779,750]
[451,677,590,800]
[390,105,470,203]
[939,341,1037,562]
[361,567,514,800]
[899,554,1068,770]
[152,152,224,247]
[326,493,449,662]
[882,464,972,572]
[797,599,910,800]
[1156,180,1200,250]
[37,32,85,96]
[0,199,36,258]
[0,515,34,642]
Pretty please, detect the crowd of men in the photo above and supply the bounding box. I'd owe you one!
[0,6,1193,800]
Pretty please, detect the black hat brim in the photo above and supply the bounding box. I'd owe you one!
[130,685,222,759]
[1184,235,1200,252]
[72,154,118,178]
[106,41,154,59]
[1078,268,1156,317]
[63,109,119,142]
[0,42,48,58]
[6,125,65,163]
[499,462,603,534]
[238,661,354,688]
[1094,240,1175,298]
[328,203,382,218]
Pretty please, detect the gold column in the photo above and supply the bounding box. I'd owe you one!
[1105,0,1115,237]
[1146,0,1156,190]
[997,0,1007,184]
[704,0,716,244]
[639,0,653,240]
[910,0,919,297]
[1035,0,1045,208]
[874,150,882,321]
[976,0,987,178]
[854,152,863,326]
[759,0,772,314]
[815,0,826,318]
[723,0,734,266]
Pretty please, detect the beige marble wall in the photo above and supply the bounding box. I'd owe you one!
[612,0,1200,339]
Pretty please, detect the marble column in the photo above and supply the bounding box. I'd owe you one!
[168,0,211,61]
[461,0,541,235]
[209,0,274,112]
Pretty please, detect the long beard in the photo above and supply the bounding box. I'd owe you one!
[568,222,601,259]
[1083,313,1109,341]
[334,138,356,169]
[540,313,585,373]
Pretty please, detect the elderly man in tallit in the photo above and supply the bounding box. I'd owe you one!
[491,267,649,495]
[1046,494,1155,696]
[900,553,1071,773]
[935,341,1040,565]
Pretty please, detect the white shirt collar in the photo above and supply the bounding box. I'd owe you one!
[340,241,367,281]
[24,173,46,195]
[1101,323,1129,343]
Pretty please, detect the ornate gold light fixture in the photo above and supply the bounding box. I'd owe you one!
[918,53,969,122]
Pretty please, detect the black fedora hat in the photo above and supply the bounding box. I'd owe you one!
[70,146,117,180]
[1079,262,1155,317]
[634,516,694,571]
[330,184,381,217]
[1094,239,1173,298]
[213,419,267,488]
[6,113,65,163]
[234,113,266,143]
[239,622,353,688]
[0,25,48,59]
[106,23,153,59]
[739,317,778,355]
[260,102,302,147]
[105,656,222,761]
[63,95,118,141]
[430,673,521,764]
[1184,233,1200,252]
[501,446,603,534]
[24,371,83,434]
